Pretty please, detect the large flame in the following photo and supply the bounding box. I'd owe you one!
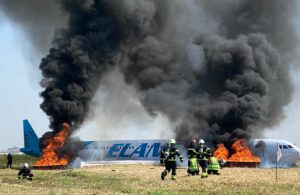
[227,139,260,162]
[214,143,229,160]
[34,123,70,167]
[214,139,260,162]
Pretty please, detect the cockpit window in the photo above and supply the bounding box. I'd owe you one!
[288,145,293,148]
[283,145,288,149]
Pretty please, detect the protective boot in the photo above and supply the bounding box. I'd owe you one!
[161,170,167,180]
[171,175,176,180]
[201,172,208,178]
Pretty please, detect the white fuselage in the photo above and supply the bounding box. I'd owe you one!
[249,139,300,168]
[69,139,300,168]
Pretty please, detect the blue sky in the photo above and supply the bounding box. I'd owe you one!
[0,11,300,150]
[0,16,48,150]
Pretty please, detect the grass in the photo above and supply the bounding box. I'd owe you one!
[0,154,38,169]
[0,155,299,194]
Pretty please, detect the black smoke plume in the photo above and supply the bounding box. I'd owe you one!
[2,0,299,151]
[40,0,124,133]
[117,0,298,147]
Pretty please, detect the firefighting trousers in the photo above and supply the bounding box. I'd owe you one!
[208,170,220,175]
[199,160,208,173]
[19,173,34,180]
[164,161,177,176]
[187,169,199,175]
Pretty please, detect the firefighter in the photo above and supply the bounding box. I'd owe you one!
[198,139,212,178]
[18,163,34,180]
[187,157,199,176]
[187,139,199,176]
[207,155,221,175]
[161,139,184,180]
[7,153,12,168]
[160,143,170,165]
[187,139,198,159]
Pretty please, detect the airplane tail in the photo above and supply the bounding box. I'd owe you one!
[20,120,41,157]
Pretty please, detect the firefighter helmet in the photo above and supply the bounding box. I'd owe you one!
[24,163,29,168]
[169,139,176,144]
[199,139,205,144]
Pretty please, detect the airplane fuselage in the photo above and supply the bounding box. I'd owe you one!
[21,120,300,168]
[250,139,300,168]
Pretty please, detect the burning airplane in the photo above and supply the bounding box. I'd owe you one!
[21,120,300,168]
[3,0,298,168]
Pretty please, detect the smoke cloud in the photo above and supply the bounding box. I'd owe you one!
[116,0,298,146]
[77,67,174,141]
[3,0,299,150]
[0,0,66,54]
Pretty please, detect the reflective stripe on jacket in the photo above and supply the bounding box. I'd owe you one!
[198,146,211,161]
[167,145,183,161]
[187,143,198,158]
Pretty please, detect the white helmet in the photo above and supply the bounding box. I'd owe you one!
[24,163,29,168]
[199,139,205,144]
[169,139,176,144]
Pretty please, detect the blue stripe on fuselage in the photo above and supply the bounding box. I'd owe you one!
[107,143,161,158]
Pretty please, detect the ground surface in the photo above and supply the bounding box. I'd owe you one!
[0,155,299,195]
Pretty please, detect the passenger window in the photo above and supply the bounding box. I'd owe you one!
[279,145,282,149]
[283,145,288,149]
[288,145,293,148]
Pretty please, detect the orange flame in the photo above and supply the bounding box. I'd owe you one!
[214,143,229,160]
[227,139,260,162]
[34,123,70,167]
[214,139,260,162]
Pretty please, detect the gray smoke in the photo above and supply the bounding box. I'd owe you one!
[0,0,67,55]
[116,0,298,146]
[2,0,299,150]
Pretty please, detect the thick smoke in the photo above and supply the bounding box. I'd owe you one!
[39,0,124,133]
[38,0,299,147]
[3,0,299,151]
[124,33,292,146]
[116,0,297,146]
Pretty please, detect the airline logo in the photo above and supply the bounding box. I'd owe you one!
[107,143,162,158]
